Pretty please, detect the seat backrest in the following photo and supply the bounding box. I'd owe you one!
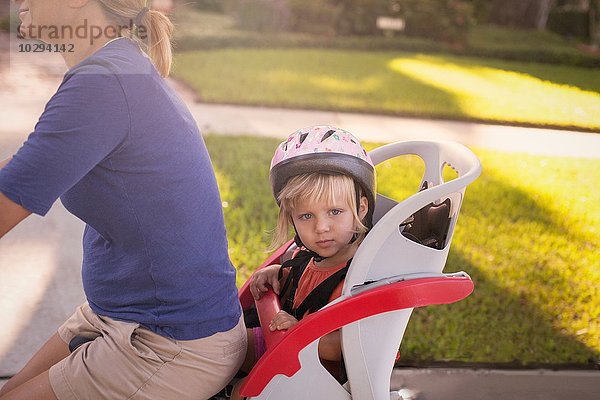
[340,140,481,400]
[344,140,481,292]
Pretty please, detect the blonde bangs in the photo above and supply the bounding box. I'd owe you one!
[269,173,369,252]
[282,174,354,211]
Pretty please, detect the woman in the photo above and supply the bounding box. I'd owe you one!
[0,1,246,399]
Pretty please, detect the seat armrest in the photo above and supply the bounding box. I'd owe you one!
[239,239,294,309]
[240,274,474,397]
[254,289,288,348]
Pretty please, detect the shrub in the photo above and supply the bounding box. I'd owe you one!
[547,9,590,39]
[189,0,225,12]
[0,17,10,33]
[287,0,342,36]
[225,0,291,32]
[223,0,473,40]
[470,0,493,23]
[398,0,475,44]
[331,0,393,35]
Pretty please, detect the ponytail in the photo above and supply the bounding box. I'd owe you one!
[98,1,174,77]
[133,9,174,77]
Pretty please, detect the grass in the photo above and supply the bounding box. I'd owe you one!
[466,24,596,66]
[204,134,599,365]
[468,24,578,53]
[171,8,599,67]
[170,7,600,130]
[173,48,600,131]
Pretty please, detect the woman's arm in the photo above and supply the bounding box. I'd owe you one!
[0,157,32,238]
[0,157,11,169]
[0,191,31,239]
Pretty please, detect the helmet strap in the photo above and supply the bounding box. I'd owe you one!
[348,181,363,245]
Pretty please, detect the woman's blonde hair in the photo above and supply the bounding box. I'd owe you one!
[269,173,369,251]
[98,1,174,77]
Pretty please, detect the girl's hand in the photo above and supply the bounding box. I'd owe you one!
[269,311,298,331]
[249,264,282,300]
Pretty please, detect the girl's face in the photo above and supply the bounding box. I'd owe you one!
[292,195,368,267]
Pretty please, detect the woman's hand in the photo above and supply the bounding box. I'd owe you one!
[269,310,298,331]
[249,264,282,300]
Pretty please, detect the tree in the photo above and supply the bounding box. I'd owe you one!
[329,0,392,35]
[591,0,600,46]
[398,0,474,43]
[534,0,556,28]
[1,2,10,20]
[488,0,557,29]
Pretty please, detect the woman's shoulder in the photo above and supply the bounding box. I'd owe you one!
[69,38,153,77]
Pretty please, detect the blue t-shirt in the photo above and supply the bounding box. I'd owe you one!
[0,38,241,340]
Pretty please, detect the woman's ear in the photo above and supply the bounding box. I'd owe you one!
[358,196,368,220]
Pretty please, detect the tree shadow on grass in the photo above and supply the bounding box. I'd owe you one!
[401,249,598,366]
[401,161,598,365]
[472,57,600,94]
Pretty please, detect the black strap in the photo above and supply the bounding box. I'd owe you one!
[244,249,314,329]
[278,249,314,315]
[279,253,351,320]
[276,253,351,385]
[292,259,350,319]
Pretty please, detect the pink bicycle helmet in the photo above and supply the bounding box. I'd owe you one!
[270,126,376,222]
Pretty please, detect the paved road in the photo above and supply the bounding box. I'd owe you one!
[391,368,600,400]
[1,33,598,398]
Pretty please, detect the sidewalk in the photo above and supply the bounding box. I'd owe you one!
[170,78,600,159]
[185,101,600,158]
[1,34,599,397]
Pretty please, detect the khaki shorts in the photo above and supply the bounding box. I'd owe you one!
[49,303,247,400]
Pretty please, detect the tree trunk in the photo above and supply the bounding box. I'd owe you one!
[591,0,600,46]
[535,0,554,29]
[0,2,10,19]
[489,0,556,29]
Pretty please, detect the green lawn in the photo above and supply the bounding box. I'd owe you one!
[174,49,600,131]
[172,8,598,68]
[204,134,599,365]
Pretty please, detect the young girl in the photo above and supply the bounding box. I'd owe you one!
[229,126,376,400]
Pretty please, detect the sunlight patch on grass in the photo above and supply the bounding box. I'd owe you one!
[388,55,600,128]
[308,75,384,94]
